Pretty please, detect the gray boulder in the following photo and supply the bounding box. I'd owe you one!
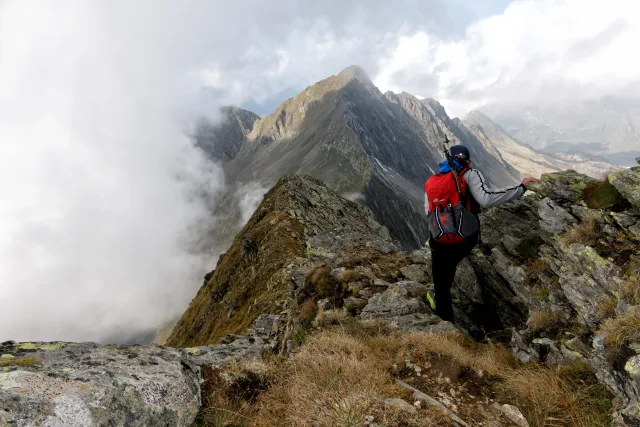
[359,281,461,333]
[528,170,594,204]
[361,282,428,318]
[0,342,200,427]
[610,167,640,207]
[399,264,428,283]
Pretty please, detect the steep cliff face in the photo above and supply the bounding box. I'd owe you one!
[200,66,522,250]
[193,106,259,162]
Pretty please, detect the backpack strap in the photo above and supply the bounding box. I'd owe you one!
[458,167,471,207]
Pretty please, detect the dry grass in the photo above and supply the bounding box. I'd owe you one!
[596,298,617,322]
[306,263,332,287]
[599,308,640,353]
[337,248,411,281]
[0,355,41,368]
[563,215,600,246]
[313,308,349,328]
[500,363,612,426]
[197,315,611,426]
[622,276,640,305]
[400,331,512,376]
[297,299,318,326]
[339,269,363,284]
[622,258,640,305]
[254,331,401,426]
[303,263,341,302]
[526,258,551,274]
[527,310,560,333]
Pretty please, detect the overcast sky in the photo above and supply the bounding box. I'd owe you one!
[0,0,638,343]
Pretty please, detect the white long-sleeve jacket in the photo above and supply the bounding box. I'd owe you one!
[424,168,525,215]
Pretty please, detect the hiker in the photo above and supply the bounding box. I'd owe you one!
[424,144,538,322]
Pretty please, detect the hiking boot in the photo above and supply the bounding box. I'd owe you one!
[426,289,436,311]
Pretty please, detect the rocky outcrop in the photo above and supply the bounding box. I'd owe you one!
[610,167,640,207]
[360,281,459,334]
[166,173,397,348]
[445,168,640,425]
[0,341,201,426]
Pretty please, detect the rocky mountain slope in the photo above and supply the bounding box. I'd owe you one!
[169,167,640,425]
[197,65,522,250]
[192,106,259,162]
[465,111,618,178]
[5,168,640,425]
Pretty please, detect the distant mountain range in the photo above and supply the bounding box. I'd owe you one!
[480,98,640,166]
[464,111,618,178]
[193,66,619,250]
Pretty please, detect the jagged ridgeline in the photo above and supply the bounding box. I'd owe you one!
[196,66,616,251]
[196,65,521,250]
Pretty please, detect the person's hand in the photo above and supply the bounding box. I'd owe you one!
[522,177,539,186]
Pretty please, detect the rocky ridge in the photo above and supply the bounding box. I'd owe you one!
[198,65,523,251]
[461,167,640,425]
[4,168,640,425]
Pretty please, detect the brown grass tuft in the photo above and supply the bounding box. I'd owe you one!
[622,258,640,305]
[622,276,640,305]
[527,310,560,333]
[254,331,399,426]
[337,248,411,280]
[298,299,318,326]
[313,308,348,328]
[563,215,599,246]
[596,298,617,322]
[526,258,551,274]
[599,308,640,353]
[303,263,340,301]
[339,269,363,284]
[499,363,612,426]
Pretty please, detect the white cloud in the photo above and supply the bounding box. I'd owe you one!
[0,1,226,343]
[374,0,640,117]
[237,183,269,226]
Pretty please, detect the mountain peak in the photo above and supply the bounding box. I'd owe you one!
[337,65,372,84]
[465,110,492,122]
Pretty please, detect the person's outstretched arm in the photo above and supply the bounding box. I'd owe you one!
[464,169,525,208]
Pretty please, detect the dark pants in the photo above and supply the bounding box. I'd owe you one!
[430,234,478,322]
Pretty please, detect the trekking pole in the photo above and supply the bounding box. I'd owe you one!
[442,134,463,199]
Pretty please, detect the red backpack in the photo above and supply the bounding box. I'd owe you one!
[425,168,480,244]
